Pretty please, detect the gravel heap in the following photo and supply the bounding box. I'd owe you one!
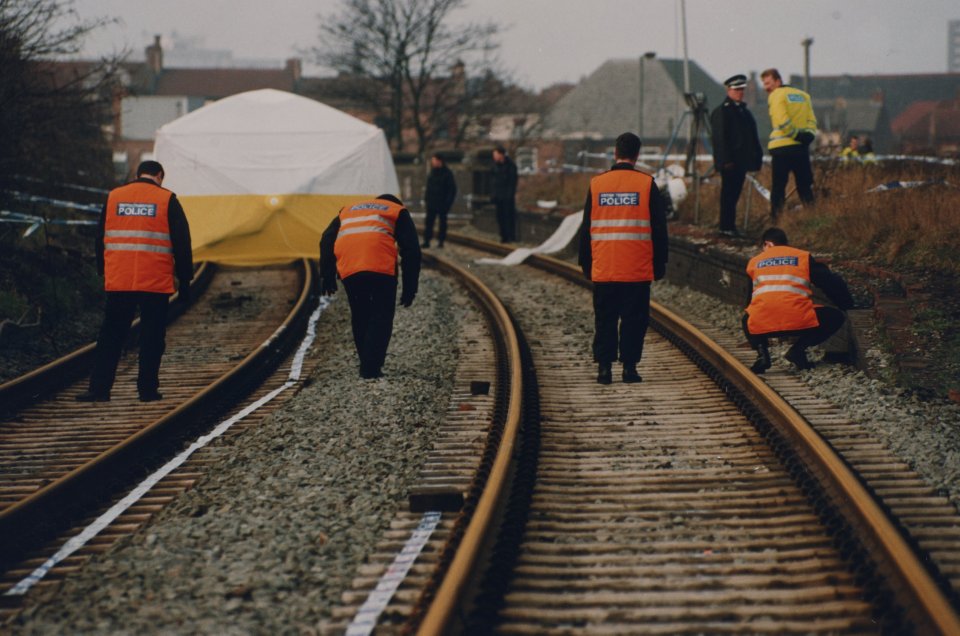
[651,281,960,508]
[10,270,466,635]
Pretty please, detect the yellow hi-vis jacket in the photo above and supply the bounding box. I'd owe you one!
[767,85,817,150]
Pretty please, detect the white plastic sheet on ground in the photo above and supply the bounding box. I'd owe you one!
[475,211,583,266]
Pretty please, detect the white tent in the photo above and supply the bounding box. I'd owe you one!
[154,88,399,265]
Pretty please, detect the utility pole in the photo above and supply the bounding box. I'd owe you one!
[680,0,690,94]
[802,37,814,93]
[639,51,655,141]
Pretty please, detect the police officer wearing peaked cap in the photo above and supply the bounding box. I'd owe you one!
[76,160,194,402]
[578,132,669,385]
[710,74,763,237]
[319,194,421,379]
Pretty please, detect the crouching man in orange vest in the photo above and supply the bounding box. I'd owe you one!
[319,194,421,379]
[744,228,853,373]
[77,161,193,402]
[578,132,669,385]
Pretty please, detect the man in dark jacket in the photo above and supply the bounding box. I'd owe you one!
[422,153,457,248]
[491,145,518,243]
[710,74,763,237]
[319,194,421,379]
[77,160,193,402]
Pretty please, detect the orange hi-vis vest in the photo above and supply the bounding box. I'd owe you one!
[746,245,819,334]
[104,181,175,294]
[334,199,404,279]
[589,169,654,282]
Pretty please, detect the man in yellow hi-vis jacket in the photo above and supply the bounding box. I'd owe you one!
[761,68,817,220]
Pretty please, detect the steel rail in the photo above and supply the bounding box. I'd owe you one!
[415,252,523,635]
[425,231,960,635]
[0,259,315,572]
[0,262,214,417]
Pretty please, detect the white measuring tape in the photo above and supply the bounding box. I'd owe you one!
[5,295,333,597]
[345,511,443,636]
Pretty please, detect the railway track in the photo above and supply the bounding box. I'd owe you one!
[330,235,960,635]
[0,260,316,618]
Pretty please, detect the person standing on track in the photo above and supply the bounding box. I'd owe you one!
[76,160,193,403]
[421,153,457,249]
[761,68,818,220]
[491,145,518,243]
[710,73,763,237]
[743,227,853,373]
[319,194,421,379]
[578,132,669,385]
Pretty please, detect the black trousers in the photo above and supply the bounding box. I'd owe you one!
[719,167,747,231]
[592,282,651,366]
[423,206,448,245]
[342,272,397,375]
[88,291,169,396]
[770,145,814,218]
[494,197,516,242]
[742,306,846,349]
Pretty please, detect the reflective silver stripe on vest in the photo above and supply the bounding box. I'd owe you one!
[590,219,650,228]
[105,230,171,241]
[755,274,810,286]
[340,214,396,229]
[337,226,394,238]
[104,243,173,254]
[591,232,652,241]
[752,285,811,297]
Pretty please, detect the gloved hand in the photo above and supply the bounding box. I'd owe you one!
[654,264,666,281]
[177,280,191,304]
[321,279,337,296]
[399,289,415,307]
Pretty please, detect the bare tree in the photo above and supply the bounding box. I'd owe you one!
[0,0,118,207]
[312,0,501,156]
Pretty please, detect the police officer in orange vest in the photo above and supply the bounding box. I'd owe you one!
[744,228,853,373]
[319,194,421,379]
[578,132,669,385]
[76,161,193,402]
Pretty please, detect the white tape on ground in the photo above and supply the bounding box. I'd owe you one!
[476,210,584,266]
[4,295,333,597]
[345,511,442,636]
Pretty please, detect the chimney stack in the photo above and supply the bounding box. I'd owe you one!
[146,35,163,74]
[285,58,302,82]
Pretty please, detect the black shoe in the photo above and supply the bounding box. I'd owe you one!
[750,343,772,374]
[76,390,110,402]
[785,345,814,370]
[622,365,642,383]
[597,363,612,385]
[139,391,163,402]
[360,369,384,379]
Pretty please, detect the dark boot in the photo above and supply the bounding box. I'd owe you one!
[785,344,814,370]
[750,342,772,374]
[622,363,642,383]
[596,363,612,385]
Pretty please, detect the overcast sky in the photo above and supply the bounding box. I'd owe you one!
[64,0,959,89]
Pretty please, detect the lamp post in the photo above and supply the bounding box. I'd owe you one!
[802,37,814,93]
[638,51,656,140]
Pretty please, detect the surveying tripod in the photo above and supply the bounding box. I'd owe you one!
[659,92,713,223]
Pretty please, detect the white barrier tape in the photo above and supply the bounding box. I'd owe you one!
[10,191,102,214]
[867,179,954,193]
[746,174,772,202]
[4,296,332,597]
[476,210,584,266]
[345,511,443,636]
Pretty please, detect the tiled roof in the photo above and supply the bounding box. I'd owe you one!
[789,73,960,122]
[152,68,296,99]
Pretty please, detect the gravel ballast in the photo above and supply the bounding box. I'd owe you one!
[10,270,467,635]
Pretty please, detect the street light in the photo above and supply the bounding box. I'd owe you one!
[638,51,656,140]
[802,37,814,93]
